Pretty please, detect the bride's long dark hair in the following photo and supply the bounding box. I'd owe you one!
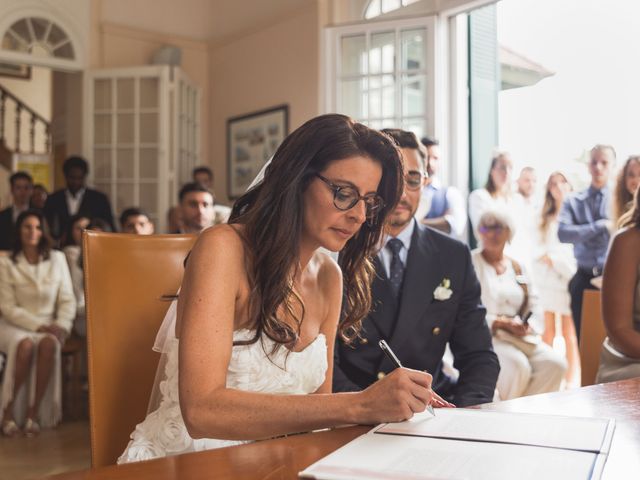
[230,114,403,348]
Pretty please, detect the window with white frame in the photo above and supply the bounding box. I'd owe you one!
[326,16,435,141]
[365,0,421,19]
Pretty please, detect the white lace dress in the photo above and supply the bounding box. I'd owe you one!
[118,329,328,463]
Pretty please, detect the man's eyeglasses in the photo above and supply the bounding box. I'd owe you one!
[315,174,385,220]
[478,225,505,234]
[404,171,426,191]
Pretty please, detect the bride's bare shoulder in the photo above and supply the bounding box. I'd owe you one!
[187,224,247,268]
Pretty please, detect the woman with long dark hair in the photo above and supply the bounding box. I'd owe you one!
[0,210,75,436]
[119,114,441,463]
[532,172,579,387]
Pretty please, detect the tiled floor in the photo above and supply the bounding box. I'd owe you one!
[0,420,91,480]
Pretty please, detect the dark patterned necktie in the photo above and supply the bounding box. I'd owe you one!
[387,238,405,299]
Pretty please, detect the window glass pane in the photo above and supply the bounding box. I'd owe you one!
[53,42,74,59]
[369,75,395,119]
[401,119,425,141]
[93,148,111,179]
[140,148,158,179]
[365,0,381,19]
[140,78,159,109]
[370,31,394,74]
[116,183,134,213]
[140,113,158,143]
[48,23,66,46]
[116,148,134,179]
[341,35,366,76]
[94,79,112,110]
[382,0,401,14]
[401,28,425,70]
[139,183,158,217]
[402,73,425,116]
[340,79,368,118]
[31,18,48,41]
[94,114,111,144]
[117,113,134,144]
[117,79,135,109]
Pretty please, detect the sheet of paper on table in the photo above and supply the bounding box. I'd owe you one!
[300,408,615,480]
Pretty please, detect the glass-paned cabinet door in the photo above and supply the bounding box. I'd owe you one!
[85,65,200,233]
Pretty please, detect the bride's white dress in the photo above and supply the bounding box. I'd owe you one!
[118,329,328,463]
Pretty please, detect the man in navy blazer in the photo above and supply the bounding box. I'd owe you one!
[334,129,499,407]
[43,156,116,241]
[0,171,33,251]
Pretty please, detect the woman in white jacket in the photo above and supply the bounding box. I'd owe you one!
[0,210,75,436]
[532,172,579,387]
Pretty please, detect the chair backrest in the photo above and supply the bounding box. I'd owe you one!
[83,231,196,467]
[579,289,606,387]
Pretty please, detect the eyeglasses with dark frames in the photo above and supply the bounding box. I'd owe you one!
[404,170,426,191]
[315,173,385,221]
[478,224,505,234]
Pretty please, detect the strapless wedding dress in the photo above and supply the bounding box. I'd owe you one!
[118,329,328,463]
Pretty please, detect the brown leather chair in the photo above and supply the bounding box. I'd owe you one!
[579,289,606,387]
[83,231,196,467]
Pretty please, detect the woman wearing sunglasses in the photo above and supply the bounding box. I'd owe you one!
[471,209,567,400]
[119,114,438,463]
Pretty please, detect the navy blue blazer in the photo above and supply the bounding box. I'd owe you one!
[0,206,15,250]
[333,223,499,407]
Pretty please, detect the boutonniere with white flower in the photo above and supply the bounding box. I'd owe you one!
[433,278,453,301]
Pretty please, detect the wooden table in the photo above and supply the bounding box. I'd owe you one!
[47,378,640,480]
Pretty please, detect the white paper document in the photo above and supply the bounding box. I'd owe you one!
[376,408,613,453]
[300,409,615,480]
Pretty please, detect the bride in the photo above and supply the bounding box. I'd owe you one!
[119,114,444,463]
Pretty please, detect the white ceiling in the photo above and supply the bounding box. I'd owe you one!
[100,0,315,42]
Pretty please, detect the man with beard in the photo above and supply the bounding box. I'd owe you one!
[333,128,499,407]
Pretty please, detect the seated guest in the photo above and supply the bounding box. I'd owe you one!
[171,183,229,234]
[471,210,566,400]
[558,144,614,340]
[43,156,116,242]
[468,153,516,246]
[120,207,155,235]
[118,114,438,463]
[62,215,91,337]
[612,155,640,228]
[0,210,75,436]
[30,184,48,212]
[418,137,466,238]
[0,172,34,251]
[334,128,499,407]
[596,188,640,383]
[167,166,228,233]
[532,172,579,387]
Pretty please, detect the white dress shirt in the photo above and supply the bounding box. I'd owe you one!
[378,220,415,279]
[65,188,86,216]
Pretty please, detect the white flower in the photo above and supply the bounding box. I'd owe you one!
[155,405,192,453]
[433,278,453,301]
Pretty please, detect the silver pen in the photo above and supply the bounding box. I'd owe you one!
[378,339,436,416]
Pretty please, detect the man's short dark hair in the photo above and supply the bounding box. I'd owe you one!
[9,171,33,187]
[192,166,213,182]
[421,136,439,148]
[120,207,150,227]
[63,156,89,176]
[381,128,426,167]
[179,182,213,202]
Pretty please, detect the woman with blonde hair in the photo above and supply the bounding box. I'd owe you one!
[468,152,514,235]
[532,172,579,387]
[612,155,640,227]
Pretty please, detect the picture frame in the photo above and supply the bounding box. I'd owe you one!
[0,62,31,79]
[227,104,289,198]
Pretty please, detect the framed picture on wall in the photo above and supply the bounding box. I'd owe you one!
[227,104,289,198]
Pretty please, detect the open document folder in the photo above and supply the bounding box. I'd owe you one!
[300,409,615,480]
